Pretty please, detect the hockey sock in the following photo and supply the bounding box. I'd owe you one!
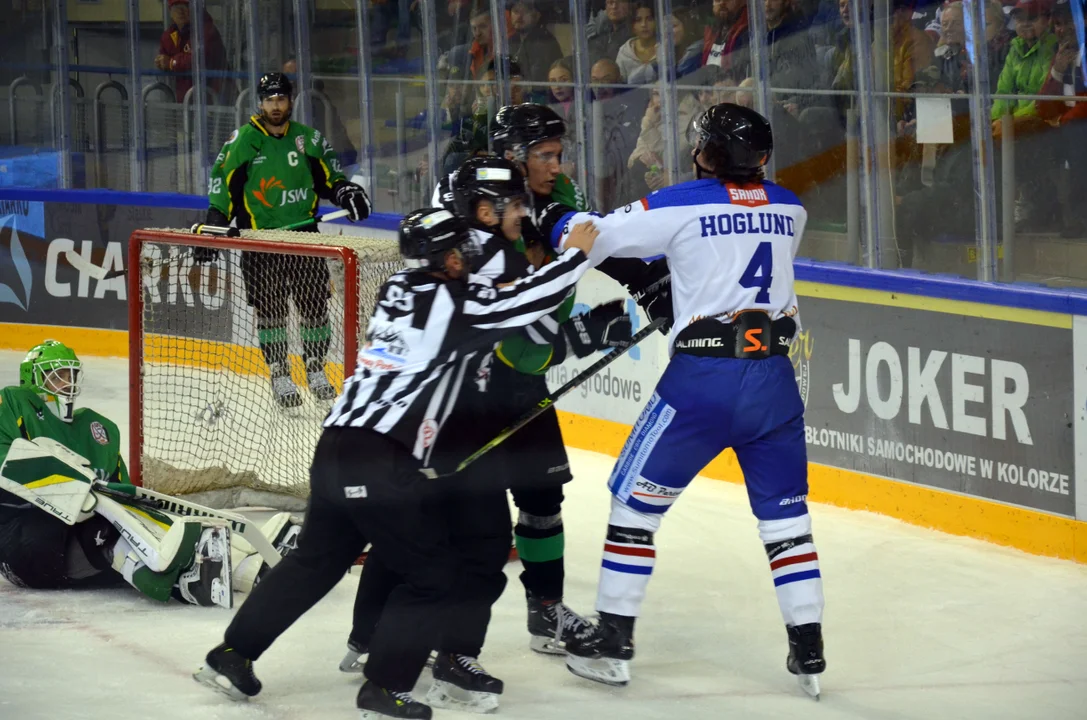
[515,511,564,600]
[597,523,655,617]
[759,514,824,627]
[300,320,331,369]
[257,318,289,374]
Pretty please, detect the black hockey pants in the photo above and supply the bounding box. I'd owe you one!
[224,426,462,693]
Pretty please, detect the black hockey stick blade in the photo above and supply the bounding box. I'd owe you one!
[421,317,666,480]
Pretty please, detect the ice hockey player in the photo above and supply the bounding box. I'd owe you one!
[0,341,298,608]
[543,104,827,698]
[427,105,670,654]
[194,208,600,720]
[201,71,372,408]
[339,157,632,713]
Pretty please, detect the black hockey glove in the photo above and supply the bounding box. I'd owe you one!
[192,208,231,263]
[332,180,372,222]
[562,300,634,359]
[628,258,673,334]
[533,201,579,247]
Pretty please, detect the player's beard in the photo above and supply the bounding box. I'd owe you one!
[261,106,292,129]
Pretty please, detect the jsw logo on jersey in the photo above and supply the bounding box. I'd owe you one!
[278,188,310,206]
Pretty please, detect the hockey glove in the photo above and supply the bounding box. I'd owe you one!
[629,258,673,335]
[533,201,579,248]
[191,208,231,263]
[332,180,372,222]
[562,300,633,359]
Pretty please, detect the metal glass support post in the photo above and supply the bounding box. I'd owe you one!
[127,0,146,191]
[190,0,210,194]
[420,0,443,194]
[291,0,313,125]
[490,0,512,107]
[654,0,681,185]
[850,0,882,268]
[1001,115,1015,279]
[568,0,594,205]
[746,0,774,179]
[964,0,999,282]
[245,0,261,114]
[354,0,377,198]
[53,0,73,188]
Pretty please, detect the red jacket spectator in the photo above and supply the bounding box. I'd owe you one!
[1035,6,1086,126]
[155,0,227,102]
[702,0,750,74]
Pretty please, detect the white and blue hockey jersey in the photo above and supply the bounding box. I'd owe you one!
[549,178,806,355]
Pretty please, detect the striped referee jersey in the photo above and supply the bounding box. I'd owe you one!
[324,246,590,465]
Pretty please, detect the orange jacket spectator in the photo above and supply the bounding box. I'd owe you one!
[891,0,936,121]
[702,0,750,74]
[155,0,227,103]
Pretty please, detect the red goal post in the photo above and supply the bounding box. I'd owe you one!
[128,227,401,509]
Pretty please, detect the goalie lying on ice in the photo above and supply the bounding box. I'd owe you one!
[0,340,300,608]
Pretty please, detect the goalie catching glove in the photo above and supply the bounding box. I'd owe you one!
[332,180,371,222]
[563,300,633,359]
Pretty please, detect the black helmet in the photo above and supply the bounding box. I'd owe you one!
[490,104,566,161]
[688,103,773,173]
[258,72,294,102]
[399,208,482,273]
[450,156,528,224]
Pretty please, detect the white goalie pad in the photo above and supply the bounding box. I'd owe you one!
[0,437,98,525]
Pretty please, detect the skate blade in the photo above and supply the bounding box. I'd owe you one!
[339,650,367,673]
[425,680,499,714]
[565,654,630,687]
[529,635,565,655]
[796,673,821,700]
[192,666,251,702]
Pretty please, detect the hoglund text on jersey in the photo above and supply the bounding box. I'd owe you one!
[699,211,795,238]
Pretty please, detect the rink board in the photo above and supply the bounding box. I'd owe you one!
[2,192,1086,561]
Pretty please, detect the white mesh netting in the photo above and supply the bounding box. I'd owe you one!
[134,227,402,509]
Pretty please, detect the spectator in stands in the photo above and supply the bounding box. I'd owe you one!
[616,1,662,85]
[764,0,820,116]
[548,57,581,176]
[438,0,474,52]
[702,0,751,77]
[282,58,358,169]
[1036,0,1086,236]
[927,0,1010,95]
[890,0,937,128]
[627,87,704,196]
[590,58,643,209]
[155,0,227,103]
[991,0,1058,129]
[508,0,563,86]
[588,0,635,64]
[444,5,497,86]
[672,9,709,77]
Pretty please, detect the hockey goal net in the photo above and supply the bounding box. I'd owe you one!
[128,227,402,510]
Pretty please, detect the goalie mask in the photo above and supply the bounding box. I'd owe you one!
[20,340,83,423]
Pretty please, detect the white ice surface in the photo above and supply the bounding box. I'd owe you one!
[2,352,1086,720]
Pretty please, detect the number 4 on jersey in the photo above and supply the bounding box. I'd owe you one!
[739,241,773,303]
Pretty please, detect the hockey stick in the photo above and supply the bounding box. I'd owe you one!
[280,208,351,231]
[95,484,283,567]
[420,317,666,480]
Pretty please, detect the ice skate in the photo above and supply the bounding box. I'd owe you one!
[786,623,825,700]
[340,638,367,673]
[357,680,432,720]
[270,363,302,408]
[526,592,592,654]
[565,612,635,687]
[176,527,232,609]
[193,643,262,701]
[425,653,503,713]
[306,358,338,400]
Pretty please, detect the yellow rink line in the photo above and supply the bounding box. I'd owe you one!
[4,320,1084,563]
[555,411,1087,564]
